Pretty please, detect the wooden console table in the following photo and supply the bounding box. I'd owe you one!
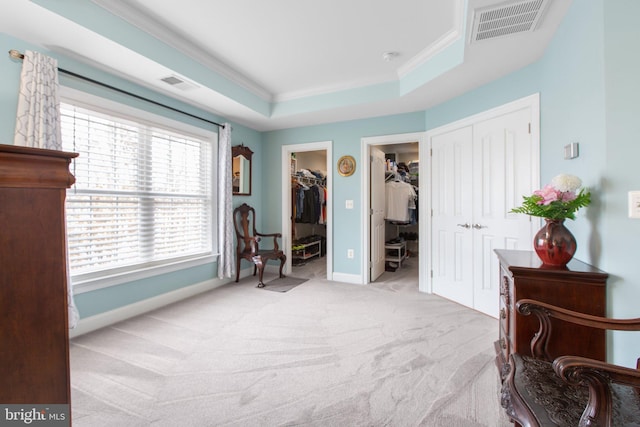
[494,249,608,380]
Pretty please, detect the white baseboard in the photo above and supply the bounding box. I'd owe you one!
[332,272,363,285]
[69,269,253,339]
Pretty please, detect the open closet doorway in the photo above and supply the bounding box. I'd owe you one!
[281,141,332,281]
[361,132,428,292]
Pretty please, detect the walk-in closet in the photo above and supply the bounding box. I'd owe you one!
[375,142,419,287]
[290,150,327,278]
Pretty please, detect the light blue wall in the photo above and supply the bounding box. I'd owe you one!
[262,113,425,274]
[424,1,607,258]
[536,0,640,367]
[0,35,23,144]
[424,0,639,366]
[601,0,640,364]
[536,0,607,266]
[0,33,262,319]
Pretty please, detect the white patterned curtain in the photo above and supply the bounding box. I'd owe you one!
[14,50,62,150]
[13,50,79,329]
[217,123,235,279]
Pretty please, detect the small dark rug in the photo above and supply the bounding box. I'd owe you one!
[262,276,308,292]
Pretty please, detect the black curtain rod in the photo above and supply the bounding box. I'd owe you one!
[8,49,226,129]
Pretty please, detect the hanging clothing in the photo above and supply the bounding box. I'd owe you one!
[295,183,306,219]
[385,180,417,222]
[292,181,326,224]
[301,185,322,223]
[317,185,326,224]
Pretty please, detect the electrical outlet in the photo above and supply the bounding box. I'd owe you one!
[347,249,354,259]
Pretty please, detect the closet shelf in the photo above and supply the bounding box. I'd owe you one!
[292,173,324,186]
[385,241,407,268]
[292,239,321,261]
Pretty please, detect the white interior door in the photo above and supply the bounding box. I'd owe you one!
[431,126,474,307]
[472,108,536,316]
[430,101,537,317]
[370,147,386,281]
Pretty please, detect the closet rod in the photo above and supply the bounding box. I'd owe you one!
[8,49,227,129]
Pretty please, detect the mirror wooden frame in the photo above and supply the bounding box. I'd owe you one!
[232,145,253,196]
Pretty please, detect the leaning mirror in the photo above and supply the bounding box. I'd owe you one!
[232,145,253,196]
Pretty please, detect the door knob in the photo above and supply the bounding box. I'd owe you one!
[472,223,486,229]
[456,223,471,229]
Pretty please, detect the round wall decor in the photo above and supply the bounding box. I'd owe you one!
[337,155,356,177]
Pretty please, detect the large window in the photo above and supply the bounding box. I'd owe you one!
[60,98,216,290]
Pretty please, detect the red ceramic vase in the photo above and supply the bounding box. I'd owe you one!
[533,218,577,267]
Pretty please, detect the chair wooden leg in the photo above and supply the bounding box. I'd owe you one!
[255,261,265,288]
[235,254,241,283]
[279,255,286,278]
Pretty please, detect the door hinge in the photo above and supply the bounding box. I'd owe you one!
[369,261,372,268]
[370,208,374,215]
[430,270,433,278]
[430,148,433,156]
[528,122,531,134]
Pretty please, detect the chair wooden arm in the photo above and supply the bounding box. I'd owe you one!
[516,299,640,360]
[553,356,640,426]
[503,299,640,427]
[255,232,282,251]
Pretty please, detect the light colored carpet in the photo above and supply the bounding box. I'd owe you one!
[70,257,511,426]
[262,276,309,292]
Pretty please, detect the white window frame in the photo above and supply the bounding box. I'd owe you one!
[60,87,218,294]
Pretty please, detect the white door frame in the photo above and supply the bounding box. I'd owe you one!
[361,94,539,294]
[281,141,333,280]
[361,132,430,292]
[425,93,540,298]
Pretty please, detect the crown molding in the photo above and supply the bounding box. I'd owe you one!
[91,0,273,102]
[396,28,461,79]
[397,0,464,79]
[272,74,396,103]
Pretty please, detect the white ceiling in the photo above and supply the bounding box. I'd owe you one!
[2,0,572,131]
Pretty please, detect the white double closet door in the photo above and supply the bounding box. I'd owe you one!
[430,98,538,317]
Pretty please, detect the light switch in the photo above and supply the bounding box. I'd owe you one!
[629,191,640,219]
[345,200,354,209]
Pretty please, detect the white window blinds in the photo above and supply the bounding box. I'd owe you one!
[60,103,213,280]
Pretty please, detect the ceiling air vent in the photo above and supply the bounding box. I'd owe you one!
[160,74,199,91]
[470,0,550,43]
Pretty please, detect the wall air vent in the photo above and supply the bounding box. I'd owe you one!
[470,0,550,43]
[160,74,199,91]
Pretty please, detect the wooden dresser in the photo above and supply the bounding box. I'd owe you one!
[494,249,608,380]
[0,145,77,405]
